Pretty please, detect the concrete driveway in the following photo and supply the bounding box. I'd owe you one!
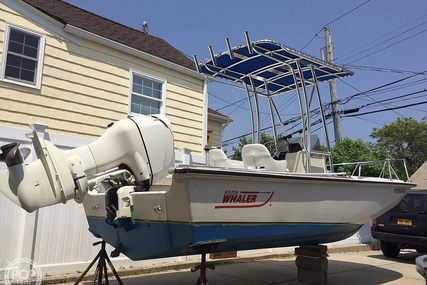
[61,248,423,285]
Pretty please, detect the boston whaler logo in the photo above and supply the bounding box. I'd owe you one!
[215,190,274,209]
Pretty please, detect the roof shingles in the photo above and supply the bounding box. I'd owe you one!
[21,0,196,70]
[410,161,427,190]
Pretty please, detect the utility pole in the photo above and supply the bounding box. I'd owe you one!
[324,26,342,143]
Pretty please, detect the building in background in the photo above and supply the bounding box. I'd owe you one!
[207,108,232,149]
[409,161,427,191]
[0,0,230,276]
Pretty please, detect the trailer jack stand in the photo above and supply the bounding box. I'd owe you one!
[74,240,123,285]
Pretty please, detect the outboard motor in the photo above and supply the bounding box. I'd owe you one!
[0,143,25,167]
[0,115,175,212]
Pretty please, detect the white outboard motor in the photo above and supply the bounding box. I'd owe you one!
[0,115,175,212]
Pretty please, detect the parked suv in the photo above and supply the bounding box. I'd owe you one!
[371,191,427,258]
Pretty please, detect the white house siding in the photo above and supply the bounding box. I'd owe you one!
[167,79,205,151]
[0,1,207,279]
[207,119,224,149]
[0,5,128,135]
[0,2,206,152]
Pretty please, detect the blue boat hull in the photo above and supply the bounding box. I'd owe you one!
[87,217,362,260]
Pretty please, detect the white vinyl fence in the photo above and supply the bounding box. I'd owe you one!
[0,123,209,280]
[0,124,99,279]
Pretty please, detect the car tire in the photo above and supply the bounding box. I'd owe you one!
[380,241,400,258]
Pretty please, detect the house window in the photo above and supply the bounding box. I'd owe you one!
[130,71,166,116]
[1,24,45,88]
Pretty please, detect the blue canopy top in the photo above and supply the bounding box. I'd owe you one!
[197,39,353,95]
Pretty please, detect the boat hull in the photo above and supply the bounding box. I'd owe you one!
[83,166,413,260]
[87,217,361,260]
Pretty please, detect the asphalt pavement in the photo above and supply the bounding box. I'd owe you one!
[56,246,425,285]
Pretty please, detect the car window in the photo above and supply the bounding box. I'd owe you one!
[394,194,427,213]
[411,196,427,213]
[399,197,409,212]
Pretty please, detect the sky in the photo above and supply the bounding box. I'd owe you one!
[65,0,427,152]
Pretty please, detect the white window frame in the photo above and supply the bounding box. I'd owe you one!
[1,23,45,89]
[129,69,167,116]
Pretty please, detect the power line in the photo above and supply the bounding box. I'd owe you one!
[343,100,427,118]
[336,14,427,63]
[339,89,427,117]
[301,0,371,51]
[222,72,425,143]
[344,27,427,64]
[360,90,427,109]
[341,72,424,101]
[211,92,248,112]
[340,78,427,109]
[362,78,427,96]
[223,88,427,145]
[343,65,427,76]
[337,75,427,117]
[325,0,371,27]
[352,116,388,127]
[339,76,427,105]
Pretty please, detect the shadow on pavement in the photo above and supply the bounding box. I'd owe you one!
[326,258,403,285]
[79,257,406,285]
[367,249,423,264]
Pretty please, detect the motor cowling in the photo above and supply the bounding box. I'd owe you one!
[0,115,175,212]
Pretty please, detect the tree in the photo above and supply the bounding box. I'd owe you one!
[331,137,381,177]
[370,117,427,176]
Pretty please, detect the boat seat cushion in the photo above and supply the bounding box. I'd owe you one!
[242,144,288,172]
[208,149,244,169]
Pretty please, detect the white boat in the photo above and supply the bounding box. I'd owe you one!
[0,34,415,264]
